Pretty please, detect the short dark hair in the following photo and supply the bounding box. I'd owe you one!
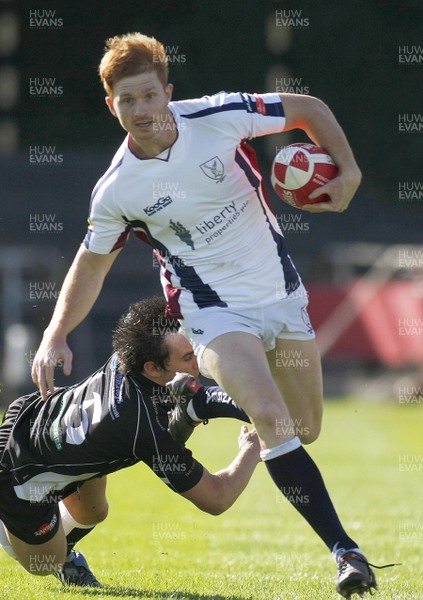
[112,296,179,375]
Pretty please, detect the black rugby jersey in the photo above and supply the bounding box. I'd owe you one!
[0,354,203,501]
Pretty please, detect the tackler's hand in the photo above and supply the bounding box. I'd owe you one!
[166,372,203,404]
[31,334,73,400]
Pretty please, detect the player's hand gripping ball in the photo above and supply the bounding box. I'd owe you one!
[271,143,338,209]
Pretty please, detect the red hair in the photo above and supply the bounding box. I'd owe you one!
[99,32,169,96]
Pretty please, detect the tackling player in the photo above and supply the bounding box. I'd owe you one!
[30,33,386,597]
[0,297,259,587]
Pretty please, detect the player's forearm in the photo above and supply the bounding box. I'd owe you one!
[46,268,102,340]
[280,93,361,180]
[45,245,115,340]
[32,245,120,396]
[181,430,259,515]
[212,440,260,512]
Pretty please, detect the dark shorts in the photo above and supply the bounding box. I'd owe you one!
[0,376,204,547]
[0,396,76,545]
[0,473,64,545]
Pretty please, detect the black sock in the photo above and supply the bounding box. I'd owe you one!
[192,386,250,422]
[264,443,357,553]
[66,526,95,557]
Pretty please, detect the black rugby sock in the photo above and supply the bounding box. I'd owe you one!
[66,526,95,557]
[263,440,357,553]
[192,387,250,423]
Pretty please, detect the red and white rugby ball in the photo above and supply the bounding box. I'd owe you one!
[271,143,338,209]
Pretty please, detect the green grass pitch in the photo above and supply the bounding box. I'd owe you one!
[0,398,421,599]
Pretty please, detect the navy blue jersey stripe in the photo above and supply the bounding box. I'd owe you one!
[264,99,285,118]
[235,147,261,189]
[265,215,301,295]
[181,101,246,119]
[157,251,227,311]
[121,217,168,254]
[180,94,284,120]
[235,146,300,296]
[83,228,92,249]
[121,218,227,310]
[169,257,227,311]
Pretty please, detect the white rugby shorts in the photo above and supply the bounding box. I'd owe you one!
[179,291,315,378]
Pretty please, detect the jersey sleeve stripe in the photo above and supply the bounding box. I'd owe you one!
[181,100,247,119]
[110,225,131,252]
[180,93,285,120]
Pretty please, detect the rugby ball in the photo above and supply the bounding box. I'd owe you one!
[271,143,338,209]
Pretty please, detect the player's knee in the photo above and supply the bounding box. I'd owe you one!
[78,499,109,525]
[299,421,321,444]
[247,397,287,431]
[92,500,109,523]
[297,411,322,444]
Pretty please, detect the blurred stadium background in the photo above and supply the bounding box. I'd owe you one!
[0,0,422,405]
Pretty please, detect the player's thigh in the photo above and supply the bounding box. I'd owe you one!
[6,520,66,575]
[267,337,323,442]
[202,332,290,424]
[64,476,108,525]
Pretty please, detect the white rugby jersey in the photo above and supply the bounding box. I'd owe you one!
[84,92,302,317]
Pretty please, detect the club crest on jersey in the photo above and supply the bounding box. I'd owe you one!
[200,156,226,183]
[169,219,195,249]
